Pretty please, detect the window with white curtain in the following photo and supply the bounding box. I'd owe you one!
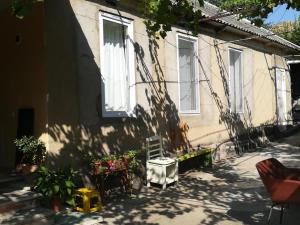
[229,48,243,113]
[177,34,199,113]
[276,68,287,124]
[99,12,135,117]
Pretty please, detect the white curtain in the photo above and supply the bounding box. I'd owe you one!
[230,50,243,112]
[276,69,287,123]
[103,20,129,112]
[179,38,196,111]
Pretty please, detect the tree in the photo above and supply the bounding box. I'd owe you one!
[11,0,300,38]
[271,17,300,46]
[221,0,300,26]
[144,0,300,37]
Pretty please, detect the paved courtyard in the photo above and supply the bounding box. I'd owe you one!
[97,132,300,225]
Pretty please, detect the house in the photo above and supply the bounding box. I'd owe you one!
[0,0,299,169]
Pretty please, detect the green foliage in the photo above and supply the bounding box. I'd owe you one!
[11,0,300,40]
[125,150,140,172]
[143,0,204,38]
[14,136,46,165]
[272,17,300,46]
[33,166,79,206]
[12,0,44,19]
[142,0,300,37]
[220,0,300,26]
[177,148,213,162]
[90,150,143,174]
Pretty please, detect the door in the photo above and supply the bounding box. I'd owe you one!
[15,108,34,165]
[276,68,287,125]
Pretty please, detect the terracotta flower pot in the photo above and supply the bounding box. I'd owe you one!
[20,164,38,175]
[16,164,38,175]
[15,164,24,173]
[50,198,62,213]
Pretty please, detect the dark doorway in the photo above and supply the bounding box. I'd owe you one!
[290,63,300,123]
[15,108,34,165]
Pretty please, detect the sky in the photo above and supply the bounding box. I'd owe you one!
[265,4,300,25]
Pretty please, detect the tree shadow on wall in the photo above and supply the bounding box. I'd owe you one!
[195,39,272,157]
[45,0,191,177]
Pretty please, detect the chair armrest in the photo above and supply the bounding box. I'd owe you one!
[271,179,300,203]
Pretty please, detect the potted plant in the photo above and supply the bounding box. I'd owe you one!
[14,136,46,174]
[33,166,78,212]
[122,150,138,172]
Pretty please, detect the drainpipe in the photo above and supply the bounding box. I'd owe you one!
[273,54,279,126]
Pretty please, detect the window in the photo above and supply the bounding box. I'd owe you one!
[99,12,135,117]
[177,34,199,113]
[229,48,243,113]
[276,68,287,124]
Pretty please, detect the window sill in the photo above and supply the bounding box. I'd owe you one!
[179,111,201,116]
[102,111,136,118]
[230,111,244,115]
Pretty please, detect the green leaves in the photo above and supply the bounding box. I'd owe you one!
[142,0,300,39]
[33,166,79,206]
[65,197,75,206]
[11,0,300,40]
[14,136,46,165]
[142,0,204,38]
[220,0,300,26]
[272,16,300,46]
[53,185,60,193]
[11,0,44,19]
[65,180,74,188]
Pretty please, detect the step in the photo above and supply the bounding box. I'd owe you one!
[0,179,29,194]
[0,188,40,214]
[0,207,55,225]
[0,174,24,186]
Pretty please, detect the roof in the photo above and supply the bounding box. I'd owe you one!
[201,2,300,52]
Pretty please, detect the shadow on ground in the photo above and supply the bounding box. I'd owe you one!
[96,134,300,225]
[100,168,268,225]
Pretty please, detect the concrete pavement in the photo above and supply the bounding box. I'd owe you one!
[98,132,300,225]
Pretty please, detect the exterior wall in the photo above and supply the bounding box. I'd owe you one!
[164,29,279,147]
[43,0,292,167]
[0,4,47,169]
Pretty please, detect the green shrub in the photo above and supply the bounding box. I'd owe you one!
[33,166,79,206]
[14,136,46,164]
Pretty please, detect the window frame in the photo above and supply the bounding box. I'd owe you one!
[228,47,244,114]
[99,12,136,118]
[176,33,200,114]
[275,68,287,125]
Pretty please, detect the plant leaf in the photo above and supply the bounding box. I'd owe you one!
[53,185,60,193]
[66,197,75,206]
[65,180,73,187]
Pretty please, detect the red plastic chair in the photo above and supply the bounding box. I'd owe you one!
[256,158,300,224]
